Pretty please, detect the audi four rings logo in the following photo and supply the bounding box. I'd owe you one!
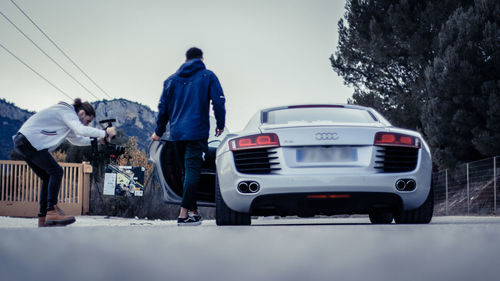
[315,132,339,140]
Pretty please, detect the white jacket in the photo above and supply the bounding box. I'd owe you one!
[18,102,106,151]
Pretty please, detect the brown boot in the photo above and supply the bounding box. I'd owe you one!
[45,205,76,226]
[38,216,65,227]
[38,217,47,227]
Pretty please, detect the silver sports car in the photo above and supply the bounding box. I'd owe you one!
[149,104,434,226]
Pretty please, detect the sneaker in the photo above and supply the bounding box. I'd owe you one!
[177,215,201,226]
[188,210,203,222]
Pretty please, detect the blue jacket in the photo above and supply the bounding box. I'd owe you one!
[155,59,226,141]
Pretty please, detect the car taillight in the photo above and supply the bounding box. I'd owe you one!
[229,133,280,151]
[374,132,421,148]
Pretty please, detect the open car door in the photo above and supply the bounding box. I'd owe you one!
[148,117,226,206]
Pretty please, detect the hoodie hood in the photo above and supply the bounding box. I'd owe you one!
[177,59,206,78]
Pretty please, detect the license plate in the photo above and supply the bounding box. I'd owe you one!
[296,147,357,163]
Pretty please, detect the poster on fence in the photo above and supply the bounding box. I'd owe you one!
[103,170,117,195]
[103,165,145,196]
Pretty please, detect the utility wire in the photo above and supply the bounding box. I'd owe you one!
[0,10,100,100]
[0,42,74,101]
[10,0,112,99]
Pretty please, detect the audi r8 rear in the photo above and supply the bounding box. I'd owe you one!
[215,104,433,225]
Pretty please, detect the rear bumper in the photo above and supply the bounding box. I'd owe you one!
[216,149,432,214]
[251,192,402,217]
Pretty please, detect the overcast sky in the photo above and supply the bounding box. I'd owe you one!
[0,0,352,131]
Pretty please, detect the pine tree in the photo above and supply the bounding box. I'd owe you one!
[422,0,500,167]
[331,0,473,130]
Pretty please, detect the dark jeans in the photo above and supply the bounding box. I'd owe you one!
[13,133,63,216]
[175,139,207,211]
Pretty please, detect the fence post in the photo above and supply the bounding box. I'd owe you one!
[445,169,449,216]
[82,162,93,215]
[494,156,497,215]
[467,163,470,216]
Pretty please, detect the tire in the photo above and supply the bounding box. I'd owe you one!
[394,187,434,224]
[215,176,251,226]
[369,209,394,224]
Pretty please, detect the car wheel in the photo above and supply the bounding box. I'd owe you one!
[394,187,434,224]
[215,176,251,226]
[369,209,394,224]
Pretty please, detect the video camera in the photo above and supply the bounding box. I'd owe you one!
[90,119,125,160]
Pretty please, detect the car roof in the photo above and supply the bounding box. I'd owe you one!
[250,104,392,128]
[260,104,371,113]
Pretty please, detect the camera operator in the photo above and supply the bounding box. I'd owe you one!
[13,98,116,227]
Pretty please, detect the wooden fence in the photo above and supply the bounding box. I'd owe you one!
[0,161,92,217]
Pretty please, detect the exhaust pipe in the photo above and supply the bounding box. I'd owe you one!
[395,179,416,191]
[248,182,260,193]
[405,179,416,191]
[237,181,260,193]
[238,182,249,193]
[395,180,406,191]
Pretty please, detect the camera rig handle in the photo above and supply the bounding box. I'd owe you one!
[99,119,116,144]
[99,118,116,129]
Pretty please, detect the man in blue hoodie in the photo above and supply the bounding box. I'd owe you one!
[152,47,226,226]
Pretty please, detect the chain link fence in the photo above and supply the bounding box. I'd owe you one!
[432,156,499,216]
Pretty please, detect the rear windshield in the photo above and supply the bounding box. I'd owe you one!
[263,106,377,125]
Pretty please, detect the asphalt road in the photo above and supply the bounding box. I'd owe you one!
[1,216,499,281]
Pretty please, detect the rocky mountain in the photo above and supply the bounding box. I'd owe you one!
[91,99,157,151]
[0,98,157,160]
[0,99,34,160]
[0,99,34,121]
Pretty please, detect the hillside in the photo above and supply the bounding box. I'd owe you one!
[0,98,157,159]
[91,99,157,151]
[0,99,34,160]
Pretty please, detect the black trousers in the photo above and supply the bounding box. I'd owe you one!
[13,133,63,216]
[174,139,207,211]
